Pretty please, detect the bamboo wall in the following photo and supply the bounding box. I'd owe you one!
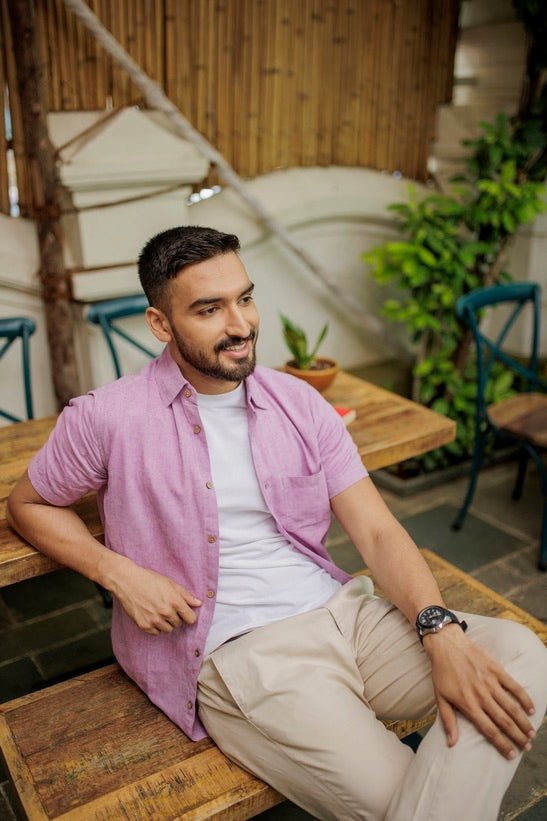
[0,0,459,217]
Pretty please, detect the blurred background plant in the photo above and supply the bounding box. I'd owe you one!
[280,313,329,370]
[363,0,547,475]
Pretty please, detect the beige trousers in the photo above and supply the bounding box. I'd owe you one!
[197,579,547,821]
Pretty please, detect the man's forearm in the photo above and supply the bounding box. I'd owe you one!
[6,484,124,588]
[330,478,446,624]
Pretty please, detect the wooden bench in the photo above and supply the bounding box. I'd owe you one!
[1,550,546,821]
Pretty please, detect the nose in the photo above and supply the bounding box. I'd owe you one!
[226,305,250,338]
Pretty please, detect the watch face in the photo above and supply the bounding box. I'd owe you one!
[418,606,445,628]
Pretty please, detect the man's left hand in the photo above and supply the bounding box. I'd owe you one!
[424,625,536,759]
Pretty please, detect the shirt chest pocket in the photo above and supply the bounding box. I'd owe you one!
[270,468,331,535]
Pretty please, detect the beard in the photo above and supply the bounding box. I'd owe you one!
[171,326,258,382]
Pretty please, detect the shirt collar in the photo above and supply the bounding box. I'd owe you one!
[155,346,268,410]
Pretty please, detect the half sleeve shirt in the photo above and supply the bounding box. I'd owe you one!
[28,347,368,740]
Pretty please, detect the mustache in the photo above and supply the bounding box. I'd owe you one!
[215,330,256,353]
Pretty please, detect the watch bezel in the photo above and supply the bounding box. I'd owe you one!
[415,606,468,643]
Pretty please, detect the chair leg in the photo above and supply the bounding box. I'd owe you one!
[95,583,113,608]
[539,502,547,572]
[512,451,529,501]
[452,435,485,531]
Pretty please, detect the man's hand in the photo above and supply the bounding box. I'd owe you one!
[424,625,536,759]
[103,556,202,635]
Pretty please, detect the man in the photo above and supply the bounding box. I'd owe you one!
[7,226,546,821]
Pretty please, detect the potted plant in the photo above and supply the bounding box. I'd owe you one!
[280,314,338,392]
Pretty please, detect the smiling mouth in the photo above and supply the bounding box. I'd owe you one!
[216,332,255,354]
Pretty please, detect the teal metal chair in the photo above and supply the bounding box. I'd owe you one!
[86,294,155,378]
[452,283,547,571]
[0,317,36,423]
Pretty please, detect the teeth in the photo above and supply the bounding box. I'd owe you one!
[224,342,246,351]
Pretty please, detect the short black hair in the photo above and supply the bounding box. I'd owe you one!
[138,225,241,310]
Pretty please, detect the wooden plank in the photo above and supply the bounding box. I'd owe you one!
[488,393,547,447]
[1,551,544,820]
[0,375,455,586]
[324,372,456,471]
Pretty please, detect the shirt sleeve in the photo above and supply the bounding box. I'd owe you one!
[309,388,368,498]
[28,393,108,506]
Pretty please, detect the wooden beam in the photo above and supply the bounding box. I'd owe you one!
[7,0,80,408]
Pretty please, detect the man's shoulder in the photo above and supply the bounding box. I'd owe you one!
[252,364,317,395]
[250,365,331,414]
[68,359,158,419]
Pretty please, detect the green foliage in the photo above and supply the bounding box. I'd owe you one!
[280,313,329,370]
[363,109,546,471]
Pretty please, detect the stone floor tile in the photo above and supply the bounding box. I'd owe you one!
[256,800,313,819]
[0,657,43,702]
[0,606,96,664]
[2,568,101,620]
[512,796,547,820]
[473,560,534,598]
[0,597,12,630]
[399,504,527,572]
[0,785,17,821]
[36,628,114,681]
[499,720,547,820]
[328,541,366,575]
[510,579,547,623]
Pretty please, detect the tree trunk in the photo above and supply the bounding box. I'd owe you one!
[8,0,80,409]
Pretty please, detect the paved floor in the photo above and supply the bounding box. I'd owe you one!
[1,460,545,819]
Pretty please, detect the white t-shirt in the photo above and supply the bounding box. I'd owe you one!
[197,383,341,656]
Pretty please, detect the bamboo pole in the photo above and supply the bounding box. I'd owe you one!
[8,0,80,407]
[61,0,408,356]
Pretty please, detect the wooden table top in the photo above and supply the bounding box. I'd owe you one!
[0,373,455,587]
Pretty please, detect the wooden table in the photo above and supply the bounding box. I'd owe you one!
[1,550,544,821]
[0,373,455,587]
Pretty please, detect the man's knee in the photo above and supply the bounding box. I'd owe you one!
[485,618,547,709]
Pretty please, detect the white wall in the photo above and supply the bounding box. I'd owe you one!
[0,165,412,406]
[0,214,56,424]
[2,162,544,417]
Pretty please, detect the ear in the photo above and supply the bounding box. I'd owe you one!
[146,306,173,344]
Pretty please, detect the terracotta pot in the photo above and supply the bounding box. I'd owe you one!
[284,357,339,392]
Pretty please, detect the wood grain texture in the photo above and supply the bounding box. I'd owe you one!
[324,372,456,471]
[0,376,454,586]
[0,0,460,214]
[488,392,547,448]
[1,550,544,820]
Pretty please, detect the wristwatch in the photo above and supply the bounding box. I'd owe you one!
[415,605,468,644]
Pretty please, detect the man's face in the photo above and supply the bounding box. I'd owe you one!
[147,252,259,394]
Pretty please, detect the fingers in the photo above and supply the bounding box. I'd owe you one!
[437,697,458,747]
[453,682,535,760]
[143,591,202,634]
[497,667,536,717]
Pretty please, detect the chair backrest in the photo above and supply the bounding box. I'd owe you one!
[86,294,156,379]
[456,283,547,420]
[0,316,36,422]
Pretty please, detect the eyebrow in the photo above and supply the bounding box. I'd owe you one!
[189,282,254,310]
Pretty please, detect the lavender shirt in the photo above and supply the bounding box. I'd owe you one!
[29,347,367,739]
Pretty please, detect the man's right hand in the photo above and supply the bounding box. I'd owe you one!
[7,473,202,636]
[101,555,202,635]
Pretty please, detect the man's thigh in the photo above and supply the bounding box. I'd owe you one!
[197,600,416,821]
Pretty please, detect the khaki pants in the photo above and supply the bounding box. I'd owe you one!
[197,579,547,821]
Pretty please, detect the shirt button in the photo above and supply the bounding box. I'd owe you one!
[194,649,201,657]
[184,389,192,398]
[187,700,193,709]
[207,590,215,598]
[193,425,201,434]
[207,535,216,544]
[206,481,213,489]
